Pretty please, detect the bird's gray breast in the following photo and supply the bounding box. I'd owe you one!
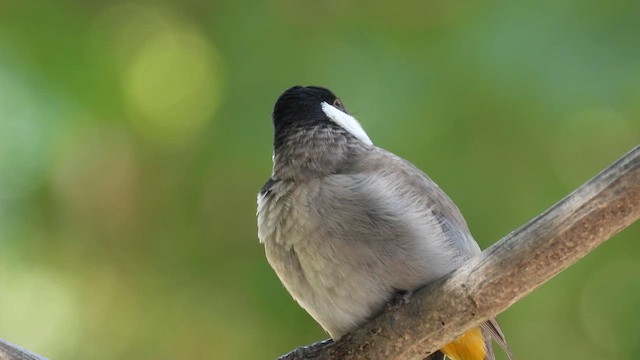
[257,179,388,338]
[256,173,460,338]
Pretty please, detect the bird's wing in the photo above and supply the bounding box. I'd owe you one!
[287,146,481,297]
[357,147,482,260]
[293,147,483,292]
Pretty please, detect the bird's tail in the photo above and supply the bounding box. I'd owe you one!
[439,318,514,360]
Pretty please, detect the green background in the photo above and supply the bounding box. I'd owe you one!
[1,1,639,359]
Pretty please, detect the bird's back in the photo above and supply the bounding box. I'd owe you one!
[258,147,479,338]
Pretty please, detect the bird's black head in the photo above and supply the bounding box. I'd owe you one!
[272,86,346,136]
[269,85,373,179]
[271,86,371,151]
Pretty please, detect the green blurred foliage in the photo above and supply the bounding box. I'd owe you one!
[0,0,639,359]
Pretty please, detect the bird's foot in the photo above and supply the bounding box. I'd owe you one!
[387,289,414,311]
[277,339,334,360]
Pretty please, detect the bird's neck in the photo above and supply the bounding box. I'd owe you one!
[272,129,367,181]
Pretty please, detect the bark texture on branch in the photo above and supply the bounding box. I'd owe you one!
[0,338,48,360]
[279,145,640,360]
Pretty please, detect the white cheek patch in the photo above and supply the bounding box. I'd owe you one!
[321,102,373,146]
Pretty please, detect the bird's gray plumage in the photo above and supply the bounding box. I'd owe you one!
[257,86,513,359]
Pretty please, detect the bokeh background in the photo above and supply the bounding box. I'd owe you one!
[1,1,639,359]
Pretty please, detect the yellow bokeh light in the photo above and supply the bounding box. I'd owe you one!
[94,4,224,145]
[125,28,222,144]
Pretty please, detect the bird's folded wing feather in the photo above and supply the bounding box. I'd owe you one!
[355,148,482,259]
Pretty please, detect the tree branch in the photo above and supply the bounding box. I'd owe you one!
[0,338,48,360]
[279,145,640,360]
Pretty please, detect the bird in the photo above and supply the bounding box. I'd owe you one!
[257,85,514,360]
